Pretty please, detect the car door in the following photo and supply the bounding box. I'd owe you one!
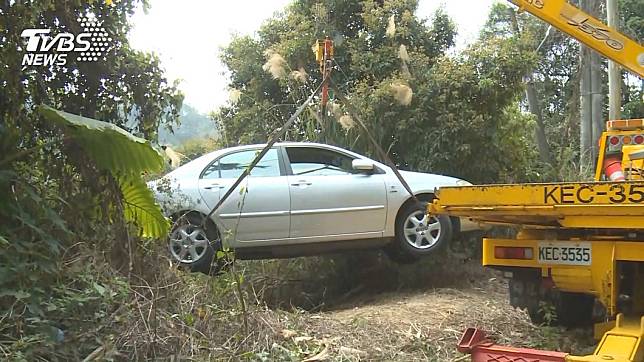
[284,146,387,239]
[197,148,290,242]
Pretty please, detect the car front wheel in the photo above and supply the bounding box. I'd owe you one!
[387,200,452,262]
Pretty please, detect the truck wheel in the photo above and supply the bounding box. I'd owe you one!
[387,200,452,263]
[556,292,595,327]
[509,273,546,324]
[509,273,594,327]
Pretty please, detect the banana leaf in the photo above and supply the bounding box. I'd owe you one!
[39,105,169,238]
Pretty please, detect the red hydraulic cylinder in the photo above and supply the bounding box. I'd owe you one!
[457,328,568,362]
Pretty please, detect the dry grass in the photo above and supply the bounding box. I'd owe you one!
[285,281,585,361]
[85,242,595,361]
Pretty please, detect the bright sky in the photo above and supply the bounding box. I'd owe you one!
[129,0,498,114]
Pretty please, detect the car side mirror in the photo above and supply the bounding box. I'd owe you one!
[352,159,375,172]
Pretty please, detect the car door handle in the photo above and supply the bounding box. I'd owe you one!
[204,184,225,190]
[290,180,312,186]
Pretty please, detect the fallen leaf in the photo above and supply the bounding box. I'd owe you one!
[339,346,367,357]
[303,346,330,362]
[294,336,314,343]
[280,329,297,339]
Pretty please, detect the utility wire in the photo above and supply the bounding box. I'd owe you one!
[536,25,552,53]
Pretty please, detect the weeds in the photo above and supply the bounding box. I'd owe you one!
[0,227,596,361]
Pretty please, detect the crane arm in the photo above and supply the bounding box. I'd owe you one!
[508,0,643,78]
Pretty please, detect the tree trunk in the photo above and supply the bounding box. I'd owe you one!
[607,0,622,121]
[509,9,552,165]
[525,75,553,164]
[590,51,604,162]
[579,43,593,172]
[579,0,602,173]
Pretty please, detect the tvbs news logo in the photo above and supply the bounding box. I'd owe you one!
[21,14,112,66]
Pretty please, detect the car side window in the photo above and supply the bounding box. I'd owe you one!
[201,149,281,179]
[286,147,355,176]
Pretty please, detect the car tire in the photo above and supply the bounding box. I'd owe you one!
[168,213,224,274]
[387,199,453,262]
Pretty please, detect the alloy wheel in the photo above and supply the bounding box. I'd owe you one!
[403,210,441,249]
[169,223,210,263]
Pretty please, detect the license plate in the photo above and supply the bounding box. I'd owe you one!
[538,242,591,266]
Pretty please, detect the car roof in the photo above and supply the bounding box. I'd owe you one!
[214,142,360,155]
[225,141,343,149]
[188,141,366,166]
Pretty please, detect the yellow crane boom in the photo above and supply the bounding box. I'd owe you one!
[508,0,643,78]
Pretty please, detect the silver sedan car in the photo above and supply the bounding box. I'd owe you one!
[149,142,478,273]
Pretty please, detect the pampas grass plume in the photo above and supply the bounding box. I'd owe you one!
[262,49,287,79]
[391,82,413,106]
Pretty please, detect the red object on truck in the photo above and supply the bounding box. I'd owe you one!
[457,328,568,362]
[603,155,626,181]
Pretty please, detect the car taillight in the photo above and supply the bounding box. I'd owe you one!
[494,246,534,260]
[609,136,621,146]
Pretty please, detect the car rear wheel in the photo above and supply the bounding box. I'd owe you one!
[169,213,224,274]
[387,200,452,262]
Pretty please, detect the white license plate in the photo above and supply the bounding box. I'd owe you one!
[537,242,591,266]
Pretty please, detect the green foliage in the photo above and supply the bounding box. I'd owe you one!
[623,86,644,119]
[216,0,457,147]
[619,0,644,41]
[0,0,182,359]
[346,35,538,183]
[483,3,586,180]
[0,169,69,302]
[39,105,170,238]
[538,301,558,326]
[119,176,169,238]
[39,106,166,176]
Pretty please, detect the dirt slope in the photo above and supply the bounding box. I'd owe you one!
[259,277,595,361]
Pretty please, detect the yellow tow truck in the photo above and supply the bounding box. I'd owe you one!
[427,1,644,361]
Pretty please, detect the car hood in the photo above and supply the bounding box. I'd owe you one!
[396,170,468,192]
